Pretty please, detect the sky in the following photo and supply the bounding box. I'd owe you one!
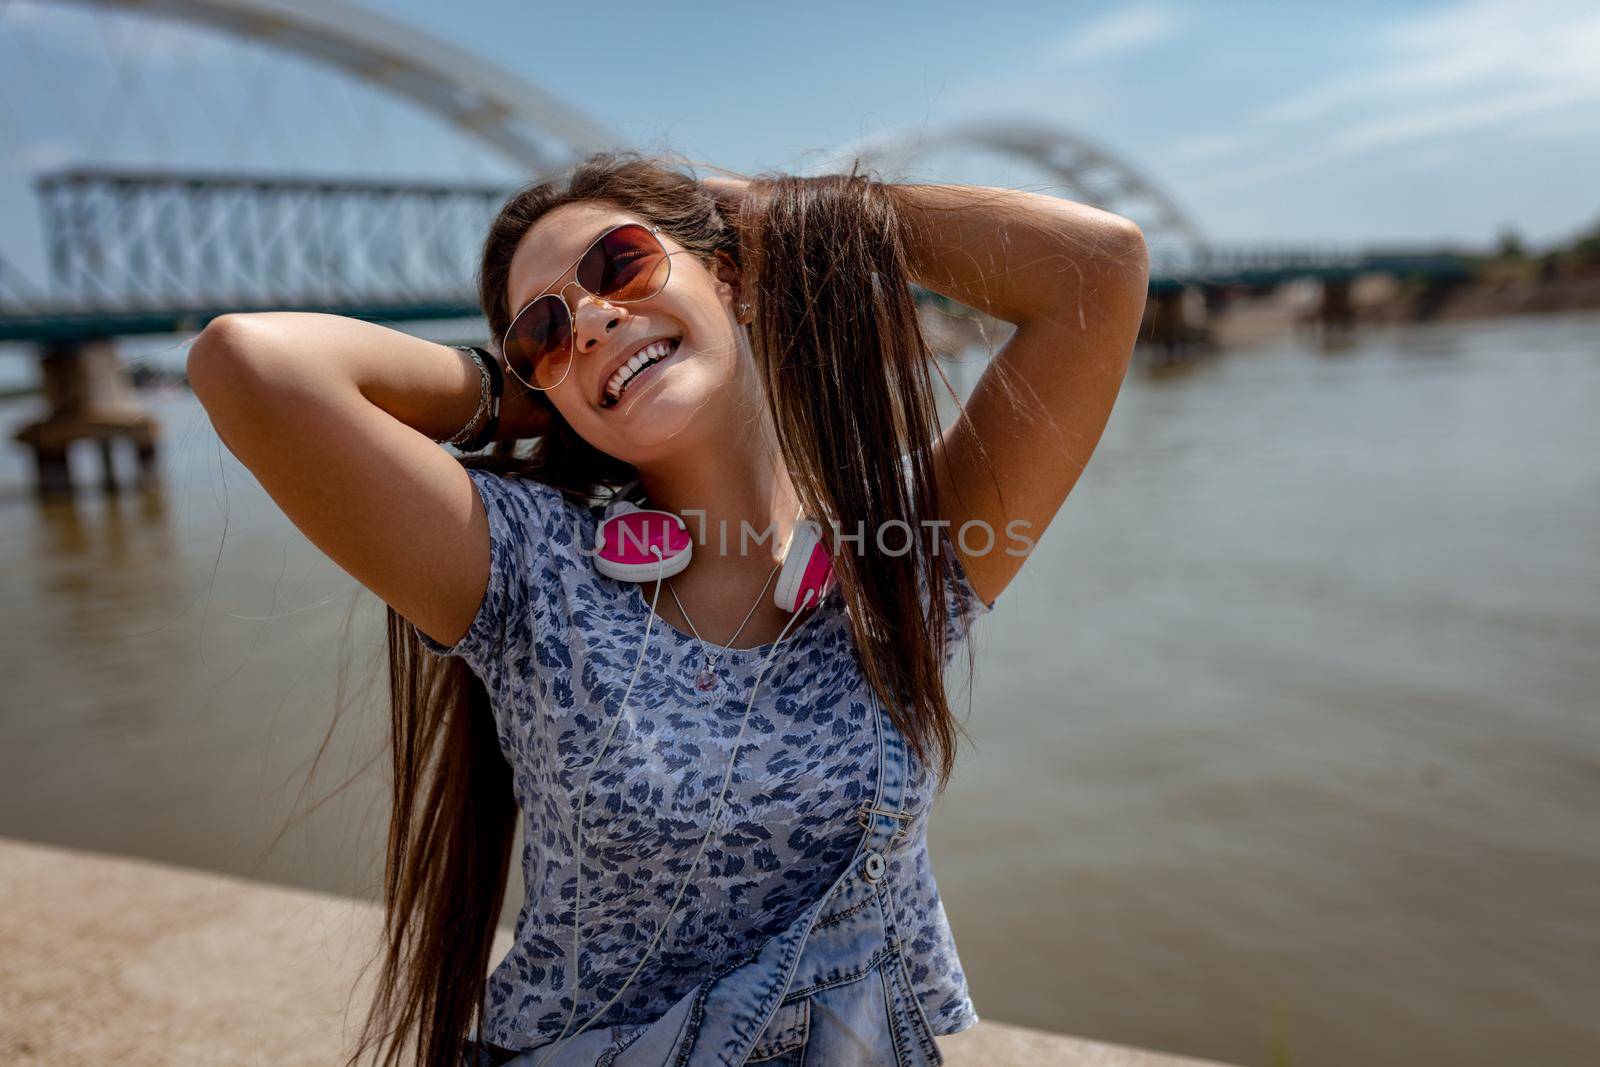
[2,0,1598,289]
[367,0,1600,249]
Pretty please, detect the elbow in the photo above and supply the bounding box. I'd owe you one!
[1051,213,1150,298]
[1109,219,1150,285]
[188,313,252,374]
[186,314,281,415]
[1102,221,1150,332]
[187,314,241,390]
[1118,222,1151,335]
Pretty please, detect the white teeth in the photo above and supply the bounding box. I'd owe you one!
[604,339,678,404]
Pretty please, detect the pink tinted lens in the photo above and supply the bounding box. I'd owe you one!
[503,294,572,389]
[577,224,670,302]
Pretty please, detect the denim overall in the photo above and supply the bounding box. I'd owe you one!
[466,690,944,1067]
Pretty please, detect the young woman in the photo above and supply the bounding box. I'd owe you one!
[187,152,1148,1067]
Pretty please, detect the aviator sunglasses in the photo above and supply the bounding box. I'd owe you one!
[499,222,675,393]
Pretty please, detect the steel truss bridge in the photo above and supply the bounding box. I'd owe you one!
[0,167,1474,345]
[2,169,510,343]
[0,0,1473,495]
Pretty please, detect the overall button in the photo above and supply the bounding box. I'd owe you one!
[862,850,886,881]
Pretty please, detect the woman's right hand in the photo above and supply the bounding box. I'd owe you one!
[496,361,556,440]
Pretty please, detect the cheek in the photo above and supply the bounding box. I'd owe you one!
[669,278,737,339]
[546,380,588,423]
[675,289,742,356]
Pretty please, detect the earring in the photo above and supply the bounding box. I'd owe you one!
[737,302,751,320]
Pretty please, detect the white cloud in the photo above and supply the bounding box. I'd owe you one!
[1049,4,1182,63]
[1209,0,1600,188]
[938,4,1177,123]
[1165,131,1254,165]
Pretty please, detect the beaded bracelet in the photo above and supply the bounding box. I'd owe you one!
[442,346,503,451]
[443,348,489,446]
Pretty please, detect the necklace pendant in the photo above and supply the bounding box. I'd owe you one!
[694,667,717,692]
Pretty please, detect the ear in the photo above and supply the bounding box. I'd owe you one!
[709,250,751,325]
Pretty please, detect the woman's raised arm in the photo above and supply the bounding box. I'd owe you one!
[703,175,1147,606]
[889,183,1150,606]
[185,312,542,648]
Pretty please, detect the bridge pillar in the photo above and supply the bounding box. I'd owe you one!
[12,340,160,497]
[1142,283,1214,364]
[1319,276,1356,341]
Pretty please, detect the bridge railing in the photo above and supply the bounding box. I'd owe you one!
[31,169,517,314]
[0,170,1483,344]
[1153,244,1475,287]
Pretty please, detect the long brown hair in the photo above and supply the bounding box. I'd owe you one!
[341,149,980,1067]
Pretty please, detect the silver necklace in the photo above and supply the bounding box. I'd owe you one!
[668,502,806,694]
[667,565,779,692]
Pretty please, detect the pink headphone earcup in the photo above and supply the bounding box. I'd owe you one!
[595,508,692,582]
[773,522,836,613]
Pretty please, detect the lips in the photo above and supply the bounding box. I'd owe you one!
[598,336,682,408]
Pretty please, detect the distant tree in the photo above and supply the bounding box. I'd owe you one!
[1495,225,1527,260]
[1571,220,1600,265]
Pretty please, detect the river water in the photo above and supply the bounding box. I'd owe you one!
[1,312,1596,1067]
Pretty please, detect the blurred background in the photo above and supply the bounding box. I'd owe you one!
[1,2,1597,1065]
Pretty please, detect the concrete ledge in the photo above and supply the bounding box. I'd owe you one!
[0,837,1233,1065]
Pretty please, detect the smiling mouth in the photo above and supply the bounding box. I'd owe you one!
[600,337,682,409]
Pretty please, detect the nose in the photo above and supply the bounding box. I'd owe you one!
[564,282,628,356]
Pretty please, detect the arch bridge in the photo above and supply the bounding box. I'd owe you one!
[0,7,1472,493]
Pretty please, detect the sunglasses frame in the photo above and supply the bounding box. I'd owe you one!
[498,222,672,393]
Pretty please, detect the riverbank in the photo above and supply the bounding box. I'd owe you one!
[0,837,1234,1066]
[1431,271,1600,319]
[1206,270,1600,350]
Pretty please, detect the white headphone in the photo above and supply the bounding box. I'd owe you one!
[592,488,836,612]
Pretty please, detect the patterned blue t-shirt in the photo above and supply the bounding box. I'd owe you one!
[414,468,994,1051]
